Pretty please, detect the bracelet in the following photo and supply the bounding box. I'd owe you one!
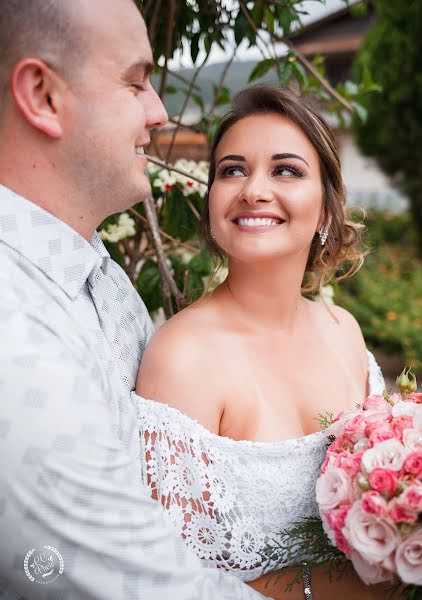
[302,562,312,600]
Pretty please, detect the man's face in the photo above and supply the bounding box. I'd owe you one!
[60,0,168,219]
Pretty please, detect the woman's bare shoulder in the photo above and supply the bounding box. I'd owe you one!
[310,300,367,361]
[136,300,225,432]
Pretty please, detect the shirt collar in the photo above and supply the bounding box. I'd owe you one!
[0,184,110,300]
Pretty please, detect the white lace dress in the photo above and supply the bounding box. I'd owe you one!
[133,351,384,582]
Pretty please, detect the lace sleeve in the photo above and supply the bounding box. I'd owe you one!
[135,395,240,570]
[367,350,385,395]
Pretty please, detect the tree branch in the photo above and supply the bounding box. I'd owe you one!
[146,154,207,186]
[129,206,198,253]
[142,195,187,315]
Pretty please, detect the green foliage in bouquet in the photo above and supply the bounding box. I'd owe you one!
[335,210,422,371]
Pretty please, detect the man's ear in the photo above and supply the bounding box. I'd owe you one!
[11,58,64,139]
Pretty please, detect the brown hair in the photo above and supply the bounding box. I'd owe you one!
[199,83,364,294]
[0,0,87,111]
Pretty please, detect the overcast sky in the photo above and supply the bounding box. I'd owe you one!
[168,0,354,69]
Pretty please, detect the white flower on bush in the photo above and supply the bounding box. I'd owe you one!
[148,158,208,198]
[315,284,335,305]
[343,503,400,564]
[361,438,410,473]
[99,213,136,243]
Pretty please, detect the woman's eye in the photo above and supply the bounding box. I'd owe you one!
[274,165,304,177]
[217,165,246,177]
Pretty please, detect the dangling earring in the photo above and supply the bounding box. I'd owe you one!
[319,224,329,246]
[210,227,215,240]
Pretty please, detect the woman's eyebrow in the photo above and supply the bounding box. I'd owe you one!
[216,155,245,166]
[271,153,309,167]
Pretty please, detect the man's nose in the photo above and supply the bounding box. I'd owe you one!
[147,88,169,130]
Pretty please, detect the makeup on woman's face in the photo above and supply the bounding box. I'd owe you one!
[208,112,324,263]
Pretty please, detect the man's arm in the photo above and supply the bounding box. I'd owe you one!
[0,309,270,600]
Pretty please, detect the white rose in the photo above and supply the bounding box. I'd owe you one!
[351,551,393,585]
[412,406,422,430]
[344,503,400,563]
[402,428,422,452]
[395,528,422,585]
[361,438,410,473]
[392,401,419,418]
[315,466,352,511]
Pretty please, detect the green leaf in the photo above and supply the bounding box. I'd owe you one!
[190,32,201,64]
[136,260,162,313]
[215,84,231,106]
[188,250,212,275]
[279,60,293,83]
[162,186,199,242]
[351,100,368,123]
[165,85,178,94]
[234,12,249,47]
[248,58,277,83]
[192,94,205,111]
[292,61,308,89]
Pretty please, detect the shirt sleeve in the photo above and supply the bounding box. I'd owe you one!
[0,307,270,600]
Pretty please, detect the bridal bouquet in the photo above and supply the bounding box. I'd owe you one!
[315,367,422,595]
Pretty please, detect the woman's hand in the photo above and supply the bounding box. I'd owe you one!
[247,564,390,600]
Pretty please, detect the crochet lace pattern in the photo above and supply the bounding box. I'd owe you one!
[135,351,384,581]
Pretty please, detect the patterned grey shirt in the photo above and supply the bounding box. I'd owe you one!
[0,185,268,600]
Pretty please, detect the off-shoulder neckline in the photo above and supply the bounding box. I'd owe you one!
[134,349,382,451]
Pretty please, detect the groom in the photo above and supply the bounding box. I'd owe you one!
[0,1,268,598]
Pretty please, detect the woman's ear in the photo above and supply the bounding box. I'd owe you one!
[11,58,64,139]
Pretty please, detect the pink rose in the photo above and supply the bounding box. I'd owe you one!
[361,491,387,517]
[400,485,422,511]
[368,468,398,496]
[402,428,422,452]
[334,530,352,554]
[392,417,414,441]
[326,506,350,532]
[388,497,418,524]
[362,439,409,473]
[326,450,364,478]
[408,393,422,404]
[344,415,367,443]
[351,550,393,585]
[403,451,422,477]
[363,394,392,424]
[395,528,422,585]
[368,422,396,447]
[316,466,353,511]
[326,408,362,438]
[344,503,400,563]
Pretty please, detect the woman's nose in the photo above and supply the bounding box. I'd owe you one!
[241,174,274,205]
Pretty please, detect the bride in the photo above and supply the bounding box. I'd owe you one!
[133,84,387,599]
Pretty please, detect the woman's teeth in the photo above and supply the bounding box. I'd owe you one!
[136,147,145,155]
[236,217,280,227]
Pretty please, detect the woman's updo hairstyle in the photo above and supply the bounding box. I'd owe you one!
[199,83,364,294]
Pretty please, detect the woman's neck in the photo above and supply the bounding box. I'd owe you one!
[217,255,308,332]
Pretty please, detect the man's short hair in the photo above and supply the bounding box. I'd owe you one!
[0,0,87,108]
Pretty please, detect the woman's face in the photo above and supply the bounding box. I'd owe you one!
[209,112,324,265]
